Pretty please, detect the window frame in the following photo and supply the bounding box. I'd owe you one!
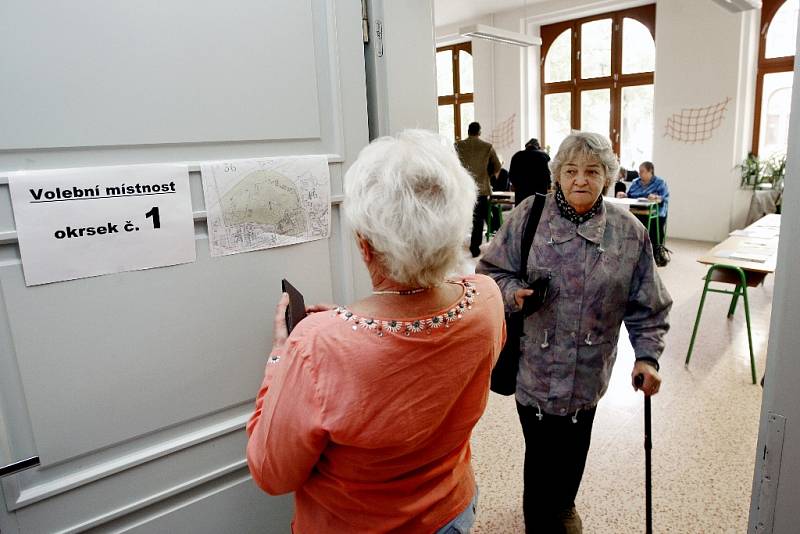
[437,42,474,142]
[540,4,656,156]
[752,0,796,155]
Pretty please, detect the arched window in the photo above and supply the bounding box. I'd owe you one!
[541,5,655,169]
[753,0,798,157]
[437,42,474,143]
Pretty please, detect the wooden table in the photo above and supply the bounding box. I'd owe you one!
[687,214,781,384]
[697,213,780,279]
[604,196,656,209]
[490,191,515,205]
[605,196,662,241]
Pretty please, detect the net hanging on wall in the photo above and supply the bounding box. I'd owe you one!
[486,114,517,149]
[663,97,732,143]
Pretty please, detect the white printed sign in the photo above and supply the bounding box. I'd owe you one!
[9,164,196,286]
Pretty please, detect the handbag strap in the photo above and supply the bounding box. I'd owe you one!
[518,193,546,278]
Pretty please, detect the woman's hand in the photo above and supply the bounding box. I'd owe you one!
[514,288,534,309]
[647,193,662,203]
[306,303,338,313]
[271,299,337,358]
[615,191,627,198]
[631,361,661,396]
[271,292,290,356]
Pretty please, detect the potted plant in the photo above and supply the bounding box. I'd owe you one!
[738,152,763,190]
[737,152,787,191]
[737,152,786,220]
[762,152,787,191]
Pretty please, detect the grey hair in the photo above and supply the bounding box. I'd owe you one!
[549,131,619,190]
[343,129,477,287]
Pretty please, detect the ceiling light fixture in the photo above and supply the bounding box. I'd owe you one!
[711,0,762,12]
[458,24,541,47]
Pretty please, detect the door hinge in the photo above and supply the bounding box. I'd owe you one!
[755,412,786,532]
[361,0,369,43]
[375,19,384,57]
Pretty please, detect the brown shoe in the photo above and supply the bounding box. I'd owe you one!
[559,506,582,534]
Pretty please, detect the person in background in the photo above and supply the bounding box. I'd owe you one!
[489,167,511,234]
[491,167,511,192]
[509,138,551,206]
[613,167,628,196]
[477,131,671,534]
[455,122,502,257]
[247,130,506,534]
[624,161,669,248]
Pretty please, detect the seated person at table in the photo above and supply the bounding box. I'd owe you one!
[613,167,628,196]
[625,161,669,247]
[491,167,511,192]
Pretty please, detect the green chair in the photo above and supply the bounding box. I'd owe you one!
[486,199,504,239]
[685,263,762,384]
[631,202,661,245]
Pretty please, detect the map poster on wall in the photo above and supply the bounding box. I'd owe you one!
[200,156,331,257]
[8,164,196,286]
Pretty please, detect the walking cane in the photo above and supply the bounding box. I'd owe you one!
[634,374,653,534]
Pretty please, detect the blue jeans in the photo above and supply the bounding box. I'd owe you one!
[435,489,478,534]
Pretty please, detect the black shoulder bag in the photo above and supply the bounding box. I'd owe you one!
[490,193,547,396]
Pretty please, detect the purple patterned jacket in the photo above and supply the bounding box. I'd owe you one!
[477,194,672,415]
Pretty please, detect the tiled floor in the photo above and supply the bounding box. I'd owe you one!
[466,239,771,533]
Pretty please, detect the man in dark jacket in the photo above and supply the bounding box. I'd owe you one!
[509,138,551,206]
[455,122,501,257]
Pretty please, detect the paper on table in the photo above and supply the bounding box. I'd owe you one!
[730,253,769,263]
[730,228,779,238]
[714,250,770,263]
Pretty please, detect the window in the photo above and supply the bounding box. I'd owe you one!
[753,0,798,157]
[540,5,655,168]
[437,43,474,143]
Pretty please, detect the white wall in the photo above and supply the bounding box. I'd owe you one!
[652,0,758,241]
[435,0,760,241]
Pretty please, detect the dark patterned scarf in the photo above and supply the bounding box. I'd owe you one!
[554,183,604,225]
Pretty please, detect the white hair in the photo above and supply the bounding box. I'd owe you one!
[549,131,619,189]
[343,129,477,287]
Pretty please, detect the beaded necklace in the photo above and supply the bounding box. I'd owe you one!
[372,287,429,296]
[334,279,479,337]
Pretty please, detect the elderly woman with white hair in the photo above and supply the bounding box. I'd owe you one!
[477,131,672,533]
[247,130,506,533]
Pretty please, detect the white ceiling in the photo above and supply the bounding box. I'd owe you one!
[434,0,549,27]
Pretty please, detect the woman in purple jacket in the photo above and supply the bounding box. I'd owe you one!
[478,132,672,534]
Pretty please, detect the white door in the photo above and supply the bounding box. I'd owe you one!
[0,0,369,532]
